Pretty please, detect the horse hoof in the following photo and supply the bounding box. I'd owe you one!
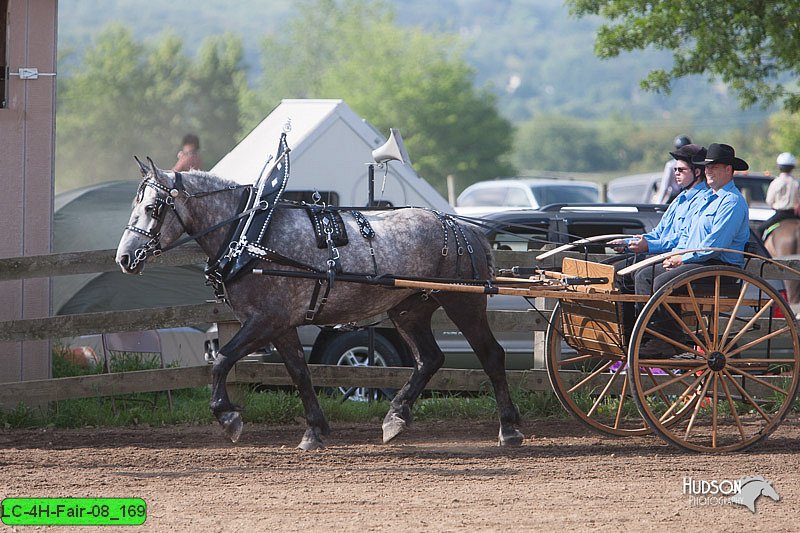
[219,411,243,443]
[498,428,524,447]
[297,439,325,451]
[382,414,407,443]
[297,428,325,451]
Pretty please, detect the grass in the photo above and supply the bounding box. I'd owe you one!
[7,348,800,431]
[0,387,569,430]
[0,348,570,429]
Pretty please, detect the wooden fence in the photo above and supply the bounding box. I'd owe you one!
[1,245,798,407]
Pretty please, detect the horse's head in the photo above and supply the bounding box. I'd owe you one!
[116,157,188,274]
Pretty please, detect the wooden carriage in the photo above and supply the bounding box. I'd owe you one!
[387,247,799,453]
[352,249,800,453]
[539,256,800,453]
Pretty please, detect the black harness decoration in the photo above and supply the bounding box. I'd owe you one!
[306,206,349,249]
[351,209,378,275]
[205,133,291,290]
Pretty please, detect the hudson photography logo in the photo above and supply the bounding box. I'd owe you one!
[683,476,780,513]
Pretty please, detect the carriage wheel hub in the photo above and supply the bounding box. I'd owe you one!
[707,351,726,371]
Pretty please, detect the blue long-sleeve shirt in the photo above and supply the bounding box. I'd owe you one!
[675,180,750,266]
[643,182,708,254]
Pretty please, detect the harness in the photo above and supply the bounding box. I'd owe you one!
[124,137,482,326]
[205,133,292,290]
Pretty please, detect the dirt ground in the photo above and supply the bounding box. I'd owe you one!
[1,416,799,532]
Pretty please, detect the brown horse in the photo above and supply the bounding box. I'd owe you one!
[764,218,800,304]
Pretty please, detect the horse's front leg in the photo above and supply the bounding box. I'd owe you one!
[210,319,273,443]
[272,329,330,450]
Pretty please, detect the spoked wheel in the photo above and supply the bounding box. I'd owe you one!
[546,302,651,436]
[628,266,800,452]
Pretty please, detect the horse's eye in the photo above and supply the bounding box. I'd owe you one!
[144,204,156,214]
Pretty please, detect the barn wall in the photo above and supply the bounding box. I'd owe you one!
[0,0,57,384]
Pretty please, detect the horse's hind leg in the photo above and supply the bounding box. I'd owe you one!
[436,293,524,446]
[383,295,444,443]
[272,329,330,450]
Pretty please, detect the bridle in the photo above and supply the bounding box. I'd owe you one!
[124,170,257,271]
[125,175,186,271]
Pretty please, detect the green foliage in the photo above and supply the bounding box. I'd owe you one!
[245,0,515,190]
[567,0,800,113]
[56,24,248,191]
[766,112,800,166]
[414,390,566,420]
[0,384,567,430]
[512,113,689,174]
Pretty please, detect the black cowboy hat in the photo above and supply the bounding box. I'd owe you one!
[693,143,749,171]
[670,143,706,163]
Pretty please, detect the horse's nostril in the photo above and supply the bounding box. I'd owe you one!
[119,254,130,268]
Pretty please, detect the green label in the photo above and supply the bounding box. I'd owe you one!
[1,498,146,526]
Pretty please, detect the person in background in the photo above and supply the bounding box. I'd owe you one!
[760,152,799,238]
[172,133,203,172]
[653,134,692,204]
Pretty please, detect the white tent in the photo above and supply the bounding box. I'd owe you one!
[212,99,453,212]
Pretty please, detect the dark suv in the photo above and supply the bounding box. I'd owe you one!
[476,204,665,254]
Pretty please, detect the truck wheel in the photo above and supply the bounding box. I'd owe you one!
[319,330,403,401]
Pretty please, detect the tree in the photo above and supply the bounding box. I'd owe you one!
[56,24,248,190]
[244,0,515,192]
[566,1,800,112]
[512,113,679,174]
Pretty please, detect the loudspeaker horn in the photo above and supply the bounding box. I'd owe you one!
[372,128,412,165]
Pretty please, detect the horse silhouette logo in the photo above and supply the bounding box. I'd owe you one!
[729,476,780,513]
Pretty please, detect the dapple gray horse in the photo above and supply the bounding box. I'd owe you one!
[115,162,523,449]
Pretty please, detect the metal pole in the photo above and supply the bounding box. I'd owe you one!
[368,163,375,206]
[367,162,376,400]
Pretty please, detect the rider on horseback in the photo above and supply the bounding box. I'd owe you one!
[760,152,799,240]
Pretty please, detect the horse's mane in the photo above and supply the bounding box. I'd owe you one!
[181,169,241,191]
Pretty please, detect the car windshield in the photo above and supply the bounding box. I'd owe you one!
[530,184,598,206]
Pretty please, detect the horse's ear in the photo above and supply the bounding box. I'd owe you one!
[146,157,165,182]
[133,156,148,177]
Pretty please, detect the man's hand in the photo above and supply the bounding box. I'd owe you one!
[662,255,683,270]
[626,235,648,253]
[608,236,647,254]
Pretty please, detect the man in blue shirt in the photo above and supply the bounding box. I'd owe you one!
[634,143,751,354]
[609,144,708,294]
[624,144,709,254]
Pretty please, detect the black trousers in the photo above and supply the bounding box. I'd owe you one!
[634,259,729,335]
[633,261,727,298]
